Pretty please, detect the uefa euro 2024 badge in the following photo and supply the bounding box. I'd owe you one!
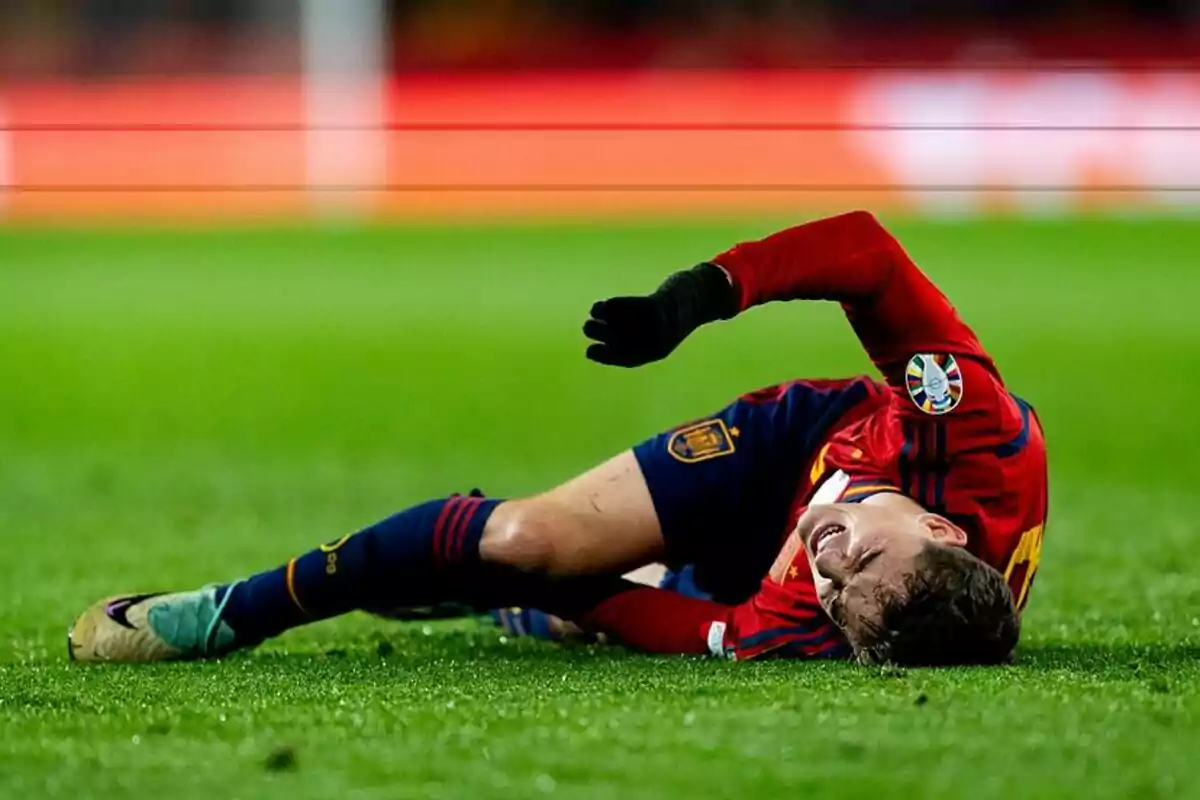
[906,353,963,415]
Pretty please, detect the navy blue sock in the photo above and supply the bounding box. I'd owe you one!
[216,494,502,643]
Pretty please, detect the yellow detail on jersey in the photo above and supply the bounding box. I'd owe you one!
[841,483,897,501]
[1003,523,1045,610]
[809,443,832,484]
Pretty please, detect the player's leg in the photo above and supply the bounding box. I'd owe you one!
[69,492,497,661]
[68,452,667,662]
[364,457,668,624]
[69,377,865,662]
[479,450,665,576]
[215,451,667,645]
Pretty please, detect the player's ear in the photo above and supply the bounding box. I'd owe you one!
[917,513,968,547]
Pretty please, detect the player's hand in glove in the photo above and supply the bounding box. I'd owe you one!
[584,263,736,367]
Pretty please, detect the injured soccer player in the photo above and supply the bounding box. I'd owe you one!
[69,211,1048,667]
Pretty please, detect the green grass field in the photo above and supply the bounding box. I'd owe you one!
[2,218,1199,799]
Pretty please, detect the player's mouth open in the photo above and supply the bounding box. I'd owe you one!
[808,521,847,555]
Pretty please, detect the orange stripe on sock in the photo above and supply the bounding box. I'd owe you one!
[285,558,308,615]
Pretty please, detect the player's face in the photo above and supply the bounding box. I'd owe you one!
[797,502,967,647]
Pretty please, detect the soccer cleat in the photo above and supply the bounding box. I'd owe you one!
[67,585,242,663]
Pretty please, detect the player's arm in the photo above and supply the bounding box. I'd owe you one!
[569,582,728,656]
[568,580,844,660]
[563,581,839,660]
[586,211,1019,436]
[555,543,844,660]
[712,210,995,381]
[587,211,990,374]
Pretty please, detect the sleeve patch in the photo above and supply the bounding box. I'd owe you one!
[905,353,964,415]
[995,394,1034,458]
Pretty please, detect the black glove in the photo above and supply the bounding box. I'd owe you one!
[584,263,737,367]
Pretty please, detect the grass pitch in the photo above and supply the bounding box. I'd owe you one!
[1,218,1199,799]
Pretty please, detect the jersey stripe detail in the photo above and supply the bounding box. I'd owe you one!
[898,419,915,498]
[918,423,933,509]
[737,622,831,651]
[900,420,954,513]
[841,474,902,504]
[779,634,852,659]
[741,626,848,660]
[995,394,1034,458]
[933,422,948,511]
[841,483,898,502]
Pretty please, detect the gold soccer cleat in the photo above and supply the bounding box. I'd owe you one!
[67,587,239,663]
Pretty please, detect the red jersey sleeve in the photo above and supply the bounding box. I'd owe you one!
[573,572,848,660]
[576,583,728,656]
[711,210,1024,454]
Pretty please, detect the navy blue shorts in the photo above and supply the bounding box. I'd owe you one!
[632,377,874,604]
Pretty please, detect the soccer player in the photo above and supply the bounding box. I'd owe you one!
[68,211,1047,666]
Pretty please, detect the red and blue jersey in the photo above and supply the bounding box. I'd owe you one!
[620,211,1048,660]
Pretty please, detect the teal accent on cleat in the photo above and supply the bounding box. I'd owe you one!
[146,584,242,659]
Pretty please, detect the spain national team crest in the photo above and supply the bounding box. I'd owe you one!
[668,419,737,463]
[906,353,963,415]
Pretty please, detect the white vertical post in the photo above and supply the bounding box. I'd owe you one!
[300,0,387,216]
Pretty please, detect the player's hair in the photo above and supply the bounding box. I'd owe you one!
[855,543,1020,667]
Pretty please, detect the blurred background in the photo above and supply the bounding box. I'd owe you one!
[1,0,1198,221]
[4,6,1200,797]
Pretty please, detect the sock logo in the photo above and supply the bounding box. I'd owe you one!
[319,535,351,553]
[906,353,963,415]
[319,534,351,575]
